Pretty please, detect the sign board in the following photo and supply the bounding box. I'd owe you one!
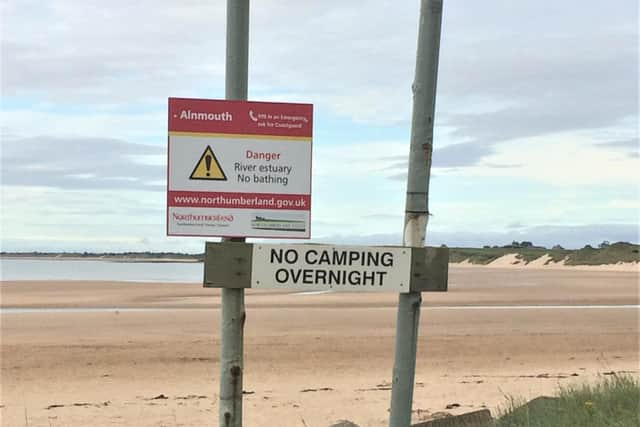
[167,97,313,238]
[252,244,411,292]
[203,242,449,293]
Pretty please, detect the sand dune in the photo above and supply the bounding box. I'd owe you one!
[455,253,639,272]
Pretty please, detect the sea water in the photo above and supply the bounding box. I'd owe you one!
[0,258,203,282]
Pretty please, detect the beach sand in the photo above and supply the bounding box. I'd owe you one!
[1,266,638,426]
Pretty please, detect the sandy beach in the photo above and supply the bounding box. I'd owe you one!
[1,265,638,426]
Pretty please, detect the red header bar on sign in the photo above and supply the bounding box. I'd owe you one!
[168,98,313,138]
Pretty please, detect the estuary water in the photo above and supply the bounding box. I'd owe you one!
[0,258,203,282]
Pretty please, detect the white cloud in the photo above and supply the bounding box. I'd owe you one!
[1,109,166,141]
[607,199,640,211]
[314,140,408,178]
[444,133,640,186]
[2,0,226,101]
[313,223,639,249]
[1,0,638,251]
[3,1,636,129]
[1,136,165,189]
[0,185,167,246]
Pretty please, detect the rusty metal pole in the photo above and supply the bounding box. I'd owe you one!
[219,1,249,426]
[389,1,443,426]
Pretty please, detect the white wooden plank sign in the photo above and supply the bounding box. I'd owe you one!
[251,244,412,292]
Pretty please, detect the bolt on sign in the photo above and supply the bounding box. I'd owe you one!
[167,97,313,238]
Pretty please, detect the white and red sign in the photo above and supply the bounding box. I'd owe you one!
[167,97,313,238]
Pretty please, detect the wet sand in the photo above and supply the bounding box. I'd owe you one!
[1,266,638,426]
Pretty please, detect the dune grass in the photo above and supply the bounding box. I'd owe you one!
[494,375,640,427]
[448,242,639,266]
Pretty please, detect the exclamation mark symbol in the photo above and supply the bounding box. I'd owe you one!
[205,154,212,176]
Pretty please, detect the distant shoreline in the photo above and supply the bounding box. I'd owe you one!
[0,255,201,263]
[1,254,638,272]
[2,242,638,269]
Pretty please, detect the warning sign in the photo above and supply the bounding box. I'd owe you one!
[203,242,450,293]
[251,244,412,292]
[167,97,313,239]
[190,146,227,181]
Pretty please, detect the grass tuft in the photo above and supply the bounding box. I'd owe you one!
[494,375,640,427]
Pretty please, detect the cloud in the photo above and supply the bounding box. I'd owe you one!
[314,140,408,178]
[1,136,165,190]
[432,141,494,168]
[387,172,408,182]
[597,138,639,157]
[2,0,226,103]
[438,2,637,127]
[1,0,638,252]
[3,1,636,135]
[363,213,403,221]
[316,223,639,249]
[483,163,522,169]
[507,222,525,229]
[1,108,167,142]
[0,185,170,252]
[441,133,640,186]
[376,143,518,178]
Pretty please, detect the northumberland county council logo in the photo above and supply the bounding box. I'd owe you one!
[251,216,306,232]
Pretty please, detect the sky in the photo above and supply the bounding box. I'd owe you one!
[1,0,638,253]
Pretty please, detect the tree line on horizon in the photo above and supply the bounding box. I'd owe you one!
[1,241,637,258]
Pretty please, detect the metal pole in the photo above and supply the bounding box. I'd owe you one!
[389,1,443,426]
[219,1,249,426]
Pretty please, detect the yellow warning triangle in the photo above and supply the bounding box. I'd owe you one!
[190,145,227,181]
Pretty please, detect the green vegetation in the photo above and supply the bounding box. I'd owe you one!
[494,375,640,427]
[565,242,639,265]
[448,241,639,266]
